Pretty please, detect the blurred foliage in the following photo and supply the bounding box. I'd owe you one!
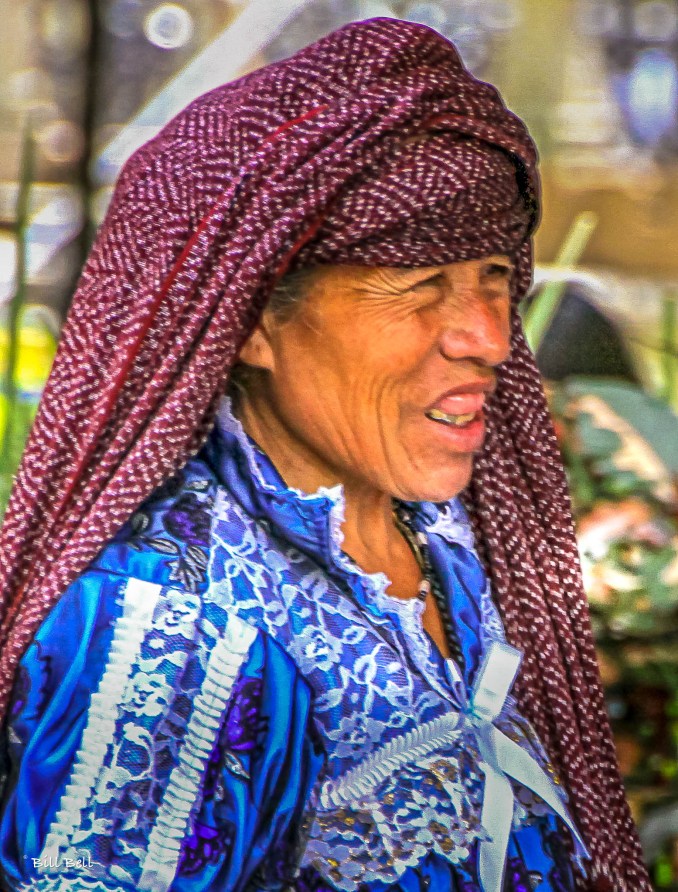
[544,322,678,887]
[0,308,56,517]
[551,379,678,640]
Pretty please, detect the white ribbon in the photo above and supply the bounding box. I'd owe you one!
[463,641,589,892]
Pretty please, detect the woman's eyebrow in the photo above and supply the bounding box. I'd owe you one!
[369,269,446,292]
[350,269,441,294]
[357,260,514,295]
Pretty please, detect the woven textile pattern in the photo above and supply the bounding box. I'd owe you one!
[0,17,648,891]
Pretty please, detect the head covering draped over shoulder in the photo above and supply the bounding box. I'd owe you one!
[0,18,648,890]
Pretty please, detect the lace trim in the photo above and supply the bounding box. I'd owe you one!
[319,711,462,809]
[216,398,344,509]
[138,615,258,892]
[425,501,477,551]
[20,880,117,892]
[303,738,487,890]
[38,578,163,872]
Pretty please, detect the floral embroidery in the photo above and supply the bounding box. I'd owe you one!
[38,582,234,887]
[176,676,267,877]
[199,675,267,799]
[325,713,388,761]
[123,473,214,593]
[126,674,170,720]
[221,676,266,755]
[287,625,343,675]
[302,742,488,890]
[505,856,534,892]
[178,822,234,876]
[163,491,212,547]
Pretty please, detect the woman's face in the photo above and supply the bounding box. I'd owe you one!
[239,257,513,502]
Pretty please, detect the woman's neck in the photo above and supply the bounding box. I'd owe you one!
[235,389,419,591]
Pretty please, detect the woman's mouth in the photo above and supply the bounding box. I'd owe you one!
[425,390,487,428]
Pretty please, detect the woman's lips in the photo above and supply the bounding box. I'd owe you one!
[429,392,487,416]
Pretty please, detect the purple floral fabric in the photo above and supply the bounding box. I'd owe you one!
[179,676,266,876]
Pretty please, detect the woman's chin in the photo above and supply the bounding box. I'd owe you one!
[395,462,474,504]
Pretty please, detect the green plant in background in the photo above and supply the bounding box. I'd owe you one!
[522,210,599,352]
[0,129,57,519]
[660,290,678,408]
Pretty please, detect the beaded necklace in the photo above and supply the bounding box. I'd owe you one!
[392,504,465,671]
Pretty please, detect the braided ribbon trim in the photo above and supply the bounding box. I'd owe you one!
[38,578,163,872]
[35,578,257,892]
[138,614,257,892]
[319,711,463,810]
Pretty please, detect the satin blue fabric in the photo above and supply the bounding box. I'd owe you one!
[0,408,578,891]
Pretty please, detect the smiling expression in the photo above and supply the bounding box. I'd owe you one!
[236,256,513,503]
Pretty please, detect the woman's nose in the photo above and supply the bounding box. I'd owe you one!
[437,283,512,368]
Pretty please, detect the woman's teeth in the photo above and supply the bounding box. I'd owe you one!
[426,408,476,427]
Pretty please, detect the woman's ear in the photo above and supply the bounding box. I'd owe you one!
[238,316,276,372]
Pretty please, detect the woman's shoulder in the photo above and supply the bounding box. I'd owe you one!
[26,443,300,685]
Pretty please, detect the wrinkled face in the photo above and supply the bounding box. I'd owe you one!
[240,257,513,502]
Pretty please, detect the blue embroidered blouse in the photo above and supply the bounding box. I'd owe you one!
[0,399,587,892]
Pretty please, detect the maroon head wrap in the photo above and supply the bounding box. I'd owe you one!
[0,17,648,890]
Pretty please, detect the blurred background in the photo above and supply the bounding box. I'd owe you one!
[1,0,678,884]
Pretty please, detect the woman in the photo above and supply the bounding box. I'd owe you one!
[0,17,649,892]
